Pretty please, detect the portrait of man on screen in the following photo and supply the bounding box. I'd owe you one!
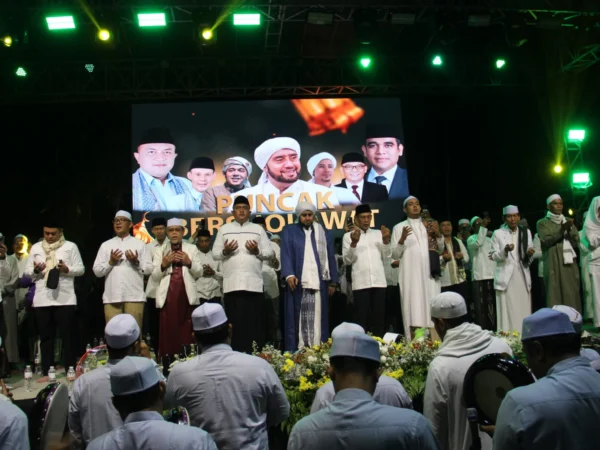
[227,137,340,214]
[362,124,409,202]
[132,127,197,212]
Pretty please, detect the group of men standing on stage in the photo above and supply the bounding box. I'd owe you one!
[2,189,600,375]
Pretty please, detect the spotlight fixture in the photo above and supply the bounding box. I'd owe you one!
[85,64,95,73]
[98,29,111,41]
[46,15,76,30]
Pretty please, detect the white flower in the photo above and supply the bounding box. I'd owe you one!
[380,355,387,363]
[307,356,317,364]
[323,354,330,362]
[380,346,389,355]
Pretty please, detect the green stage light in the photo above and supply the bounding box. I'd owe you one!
[46,16,76,30]
[359,57,372,68]
[85,64,95,73]
[568,129,586,141]
[16,67,27,77]
[432,55,443,66]
[496,59,506,69]
[3,35,12,47]
[233,13,261,26]
[137,13,166,27]
[572,172,591,187]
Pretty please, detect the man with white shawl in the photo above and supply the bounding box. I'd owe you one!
[280,201,338,351]
[583,196,600,328]
[230,137,340,213]
[306,152,360,206]
[536,194,581,311]
[391,196,444,338]
[490,205,535,331]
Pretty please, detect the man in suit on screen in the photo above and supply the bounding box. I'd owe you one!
[335,153,388,204]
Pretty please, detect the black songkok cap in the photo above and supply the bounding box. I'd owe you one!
[138,127,175,147]
[355,204,372,215]
[365,124,402,143]
[341,152,365,165]
[233,196,250,206]
[197,229,211,238]
[151,217,167,228]
[189,157,215,172]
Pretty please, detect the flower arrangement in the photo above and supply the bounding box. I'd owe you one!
[253,336,441,433]
[495,330,526,364]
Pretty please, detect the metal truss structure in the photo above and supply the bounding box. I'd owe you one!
[0,55,525,104]
[562,43,600,72]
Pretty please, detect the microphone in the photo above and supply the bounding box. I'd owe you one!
[467,407,482,450]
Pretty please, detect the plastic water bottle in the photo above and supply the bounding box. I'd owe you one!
[92,338,98,347]
[24,365,33,392]
[86,343,92,353]
[48,366,56,382]
[99,338,105,346]
[66,366,76,392]
[34,349,43,376]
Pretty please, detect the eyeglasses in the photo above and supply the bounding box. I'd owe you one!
[342,164,366,172]
[113,219,131,224]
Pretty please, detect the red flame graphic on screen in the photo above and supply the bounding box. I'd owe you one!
[292,99,364,136]
[133,212,154,244]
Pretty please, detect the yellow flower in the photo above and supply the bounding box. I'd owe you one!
[386,368,404,379]
[282,366,290,373]
[283,352,291,357]
[512,331,519,337]
[305,369,313,376]
[312,345,321,351]
[433,340,441,347]
[327,338,332,344]
[285,359,295,367]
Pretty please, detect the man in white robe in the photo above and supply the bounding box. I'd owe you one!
[229,137,340,213]
[490,205,535,332]
[424,292,512,450]
[306,152,360,206]
[391,196,444,337]
[583,197,600,328]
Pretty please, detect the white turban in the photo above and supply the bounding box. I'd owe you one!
[114,210,132,221]
[403,196,417,208]
[307,152,337,179]
[167,218,184,227]
[458,218,470,226]
[502,205,519,215]
[295,201,317,216]
[546,194,561,206]
[254,137,301,184]
[222,156,252,188]
[470,216,481,227]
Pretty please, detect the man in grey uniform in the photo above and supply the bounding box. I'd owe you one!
[166,303,289,450]
[69,314,164,449]
[0,394,29,450]
[87,357,217,450]
[289,332,439,450]
[494,308,600,450]
[311,322,412,413]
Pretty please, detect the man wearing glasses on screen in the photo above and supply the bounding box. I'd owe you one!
[362,124,409,202]
[132,127,197,212]
[335,152,388,203]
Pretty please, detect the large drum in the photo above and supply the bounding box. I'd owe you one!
[463,353,535,425]
[29,382,69,450]
[163,406,190,425]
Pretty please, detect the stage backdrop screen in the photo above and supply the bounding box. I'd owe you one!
[131,98,407,239]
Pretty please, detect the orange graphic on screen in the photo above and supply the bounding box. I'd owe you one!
[292,99,364,136]
[133,212,153,244]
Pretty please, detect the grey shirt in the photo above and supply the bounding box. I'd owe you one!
[311,375,412,413]
[87,411,217,450]
[166,343,290,450]
[494,356,600,450]
[290,388,439,450]
[0,400,29,450]
[69,358,165,449]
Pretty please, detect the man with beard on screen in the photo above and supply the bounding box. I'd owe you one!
[201,157,253,212]
[230,137,339,214]
[132,127,197,212]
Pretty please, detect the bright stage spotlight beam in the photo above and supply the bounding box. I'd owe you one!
[496,59,506,69]
[16,67,27,77]
[201,28,213,40]
[359,57,372,68]
[432,55,443,66]
[568,129,586,141]
[233,13,261,26]
[3,36,12,47]
[554,164,563,174]
[98,29,111,41]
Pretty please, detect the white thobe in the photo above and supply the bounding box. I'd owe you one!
[580,230,594,321]
[467,227,495,281]
[342,228,391,290]
[392,218,444,334]
[440,238,469,287]
[263,241,281,300]
[196,251,223,300]
[490,227,532,332]
[25,241,85,307]
[230,180,340,214]
[92,236,153,304]
[145,239,168,299]
[424,323,513,450]
[299,228,321,347]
